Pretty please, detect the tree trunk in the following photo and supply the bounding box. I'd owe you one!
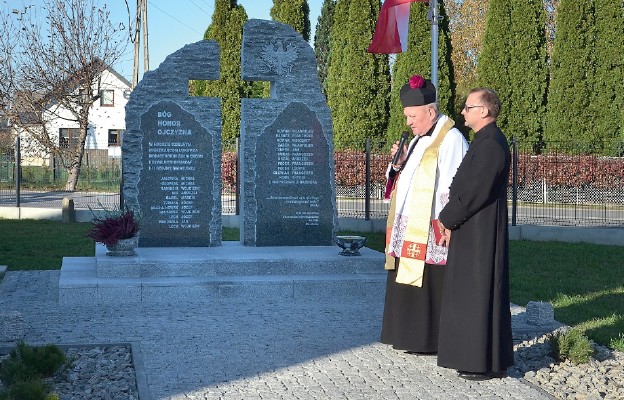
[64,116,89,191]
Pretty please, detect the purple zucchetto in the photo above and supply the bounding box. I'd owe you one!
[400,74,436,107]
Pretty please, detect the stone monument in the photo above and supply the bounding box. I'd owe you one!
[123,20,337,247]
[123,41,222,247]
[240,19,338,246]
[58,20,385,306]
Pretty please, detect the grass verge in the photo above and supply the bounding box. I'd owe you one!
[1,220,622,351]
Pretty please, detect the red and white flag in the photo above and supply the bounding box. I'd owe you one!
[368,0,427,54]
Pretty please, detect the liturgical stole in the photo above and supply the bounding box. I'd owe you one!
[384,118,454,286]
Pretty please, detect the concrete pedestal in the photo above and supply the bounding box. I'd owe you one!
[59,243,386,306]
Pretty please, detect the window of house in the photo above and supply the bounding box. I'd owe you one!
[108,129,124,146]
[59,128,80,149]
[100,89,114,106]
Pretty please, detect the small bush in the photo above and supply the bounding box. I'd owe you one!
[0,342,66,400]
[548,328,595,364]
[2,379,50,400]
[610,333,624,352]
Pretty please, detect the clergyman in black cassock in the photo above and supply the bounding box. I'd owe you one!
[437,88,515,378]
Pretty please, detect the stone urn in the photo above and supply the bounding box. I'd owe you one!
[105,236,138,257]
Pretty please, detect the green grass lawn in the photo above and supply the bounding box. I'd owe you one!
[0,219,94,271]
[1,219,622,351]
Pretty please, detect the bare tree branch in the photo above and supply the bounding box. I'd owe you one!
[0,0,127,190]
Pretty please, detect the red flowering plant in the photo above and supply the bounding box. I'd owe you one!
[87,205,140,247]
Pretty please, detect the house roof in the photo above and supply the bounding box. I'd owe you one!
[106,65,132,88]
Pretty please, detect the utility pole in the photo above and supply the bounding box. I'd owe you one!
[142,0,149,73]
[132,0,149,88]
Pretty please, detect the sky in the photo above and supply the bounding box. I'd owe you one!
[4,0,324,82]
[109,0,324,82]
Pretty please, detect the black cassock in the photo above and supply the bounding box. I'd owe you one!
[381,261,445,353]
[437,122,515,374]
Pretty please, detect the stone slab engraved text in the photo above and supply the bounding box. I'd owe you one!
[139,101,212,247]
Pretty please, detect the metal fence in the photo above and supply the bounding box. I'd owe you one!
[2,139,624,227]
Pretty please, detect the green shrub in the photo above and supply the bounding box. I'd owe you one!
[548,328,595,364]
[610,333,624,352]
[2,379,51,400]
[0,352,33,386]
[0,342,66,388]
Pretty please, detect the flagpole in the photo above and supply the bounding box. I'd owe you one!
[429,0,439,93]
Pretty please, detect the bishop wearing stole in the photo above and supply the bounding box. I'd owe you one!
[381,75,468,354]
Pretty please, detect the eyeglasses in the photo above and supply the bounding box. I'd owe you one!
[463,104,485,111]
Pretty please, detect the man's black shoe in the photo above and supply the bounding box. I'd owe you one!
[458,371,507,381]
[405,351,437,356]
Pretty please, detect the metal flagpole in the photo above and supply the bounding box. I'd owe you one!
[429,0,439,92]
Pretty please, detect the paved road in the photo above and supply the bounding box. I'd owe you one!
[0,270,556,400]
[2,190,623,226]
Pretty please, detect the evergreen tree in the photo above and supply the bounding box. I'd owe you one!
[589,0,624,151]
[507,0,547,143]
[329,0,390,150]
[545,0,594,147]
[476,0,512,136]
[221,6,248,147]
[270,0,311,42]
[387,0,455,143]
[314,0,335,98]
[326,0,350,147]
[192,0,248,147]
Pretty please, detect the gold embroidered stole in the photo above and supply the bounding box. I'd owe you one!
[385,182,399,270]
[390,119,454,286]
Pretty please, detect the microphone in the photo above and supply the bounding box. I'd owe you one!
[392,131,410,170]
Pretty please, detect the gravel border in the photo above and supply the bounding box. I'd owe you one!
[0,342,149,400]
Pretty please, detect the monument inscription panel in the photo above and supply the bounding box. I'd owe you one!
[138,101,213,247]
[240,19,337,246]
[255,102,333,246]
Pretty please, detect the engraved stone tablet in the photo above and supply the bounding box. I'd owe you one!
[138,101,212,246]
[240,19,337,246]
[123,40,222,247]
[255,102,333,246]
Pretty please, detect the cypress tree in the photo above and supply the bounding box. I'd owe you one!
[221,6,248,147]
[326,0,350,148]
[270,0,311,42]
[545,0,594,147]
[329,0,390,150]
[589,0,624,152]
[193,0,247,147]
[314,0,335,98]
[476,0,512,136]
[387,0,455,143]
[507,0,547,143]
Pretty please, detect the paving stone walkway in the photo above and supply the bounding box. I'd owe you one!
[0,270,555,400]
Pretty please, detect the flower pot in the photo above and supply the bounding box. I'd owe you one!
[105,236,138,256]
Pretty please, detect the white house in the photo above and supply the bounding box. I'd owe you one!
[18,65,131,166]
[49,65,131,160]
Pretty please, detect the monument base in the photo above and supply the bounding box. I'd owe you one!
[59,243,386,306]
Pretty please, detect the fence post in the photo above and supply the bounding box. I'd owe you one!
[15,136,21,208]
[119,155,124,209]
[235,137,240,216]
[365,138,371,221]
[511,138,517,226]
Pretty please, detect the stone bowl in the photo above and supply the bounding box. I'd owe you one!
[336,235,367,256]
